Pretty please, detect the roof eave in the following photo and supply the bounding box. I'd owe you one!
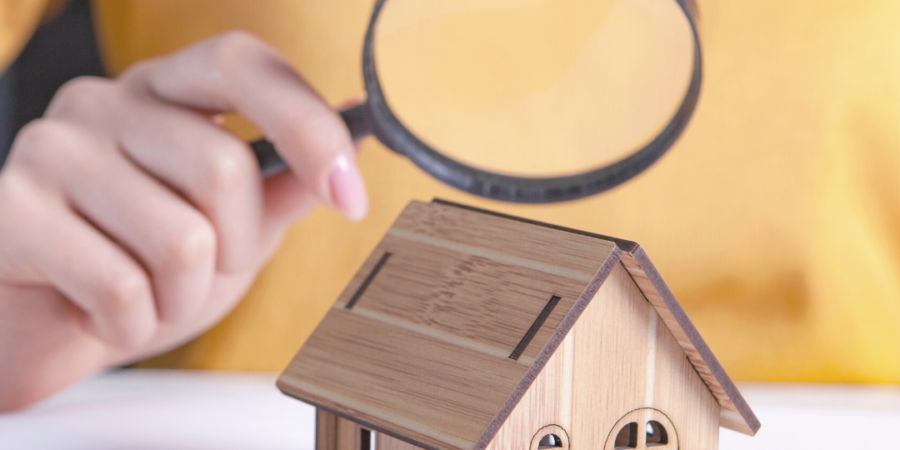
[624,246,761,436]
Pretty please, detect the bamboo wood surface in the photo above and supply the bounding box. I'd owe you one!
[486,265,720,450]
[425,200,760,436]
[278,199,758,450]
[317,409,338,450]
[279,201,617,450]
[336,414,359,450]
[377,430,423,450]
[317,411,425,450]
[620,250,760,435]
[528,425,570,450]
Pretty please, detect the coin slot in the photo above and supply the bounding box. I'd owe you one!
[510,295,561,360]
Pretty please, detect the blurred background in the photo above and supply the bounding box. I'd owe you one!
[4,0,900,448]
[2,0,900,406]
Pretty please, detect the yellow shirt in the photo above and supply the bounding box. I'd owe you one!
[4,0,900,383]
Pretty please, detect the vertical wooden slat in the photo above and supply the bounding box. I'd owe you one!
[317,410,339,450]
[571,264,651,448]
[336,417,360,450]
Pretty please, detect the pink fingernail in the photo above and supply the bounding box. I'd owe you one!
[329,153,368,221]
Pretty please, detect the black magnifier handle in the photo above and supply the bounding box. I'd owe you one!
[250,103,372,178]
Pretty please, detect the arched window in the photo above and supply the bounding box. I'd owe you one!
[613,422,638,449]
[530,425,570,450]
[538,433,564,449]
[645,420,669,446]
[606,411,676,450]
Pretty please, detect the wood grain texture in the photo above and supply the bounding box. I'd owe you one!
[318,411,424,450]
[391,201,616,277]
[280,199,757,450]
[529,425,570,450]
[317,409,339,450]
[487,265,720,450]
[279,200,618,450]
[620,249,760,436]
[484,331,576,450]
[430,199,758,437]
[378,429,424,450]
[336,415,361,450]
[602,409,679,450]
[337,234,589,363]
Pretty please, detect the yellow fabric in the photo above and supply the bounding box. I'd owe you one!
[0,0,47,70]
[4,0,900,383]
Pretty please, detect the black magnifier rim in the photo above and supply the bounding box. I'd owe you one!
[360,0,703,204]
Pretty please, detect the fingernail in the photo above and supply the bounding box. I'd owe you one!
[329,153,368,221]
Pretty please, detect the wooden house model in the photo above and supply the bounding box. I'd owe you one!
[277,200,760,450]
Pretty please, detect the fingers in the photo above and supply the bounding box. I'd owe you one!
[111,97,264,273]
[48,75,281,274]
[13,120,216,324]
[0,32,353,399]
[0,160,156,349]
[136,31,368,221]
[0,31,354,362]
[260,171,319,255]
[263,171,318,231]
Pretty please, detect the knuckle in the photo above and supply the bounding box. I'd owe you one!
[10,120,80,168]
[164,219,216,270]
[208,31,269,74]
[14,120,68,150]
[0,176,18,222]
[47,76,116,117]
[95,267,157,349]
[0,169,35,210]
[117,59,155,83]
[101,269,151,314]
[203,142,256,193]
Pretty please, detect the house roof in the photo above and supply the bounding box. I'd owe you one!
[277,200,759,450]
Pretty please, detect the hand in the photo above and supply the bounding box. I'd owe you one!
[0,31,368,411]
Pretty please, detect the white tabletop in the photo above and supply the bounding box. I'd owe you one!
[1,369,898,449]
[0,370,315,450]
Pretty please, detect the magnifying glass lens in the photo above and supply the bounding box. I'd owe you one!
[374,0,695,178]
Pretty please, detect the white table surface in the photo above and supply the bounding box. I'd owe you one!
[1,369,898,449]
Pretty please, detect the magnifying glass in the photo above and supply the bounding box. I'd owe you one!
[251,0,701,204]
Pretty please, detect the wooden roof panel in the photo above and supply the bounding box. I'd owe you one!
[279,201,616,450]
[391,201,616,277]
[278,199,759,450]
[422,200,761,436]
[280,309,523,450]
[343,235,587,360]
[620,249,761,436]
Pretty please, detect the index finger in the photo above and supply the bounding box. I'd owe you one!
[135,31,367,221]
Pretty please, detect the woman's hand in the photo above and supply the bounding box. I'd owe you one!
[0,31,368,411]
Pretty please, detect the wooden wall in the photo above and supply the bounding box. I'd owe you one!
[485,264,721,450]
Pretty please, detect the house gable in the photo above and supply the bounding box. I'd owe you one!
[278,199,759,450]
[486,264,719,450]
[431,200,760,436]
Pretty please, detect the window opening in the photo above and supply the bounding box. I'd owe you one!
[645,420,668,446]
[614,422,638,449]
[538,433,563,449]
[360,428,376,450]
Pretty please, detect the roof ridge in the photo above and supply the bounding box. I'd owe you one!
[432,198,759,436]
[430,199,639,252]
